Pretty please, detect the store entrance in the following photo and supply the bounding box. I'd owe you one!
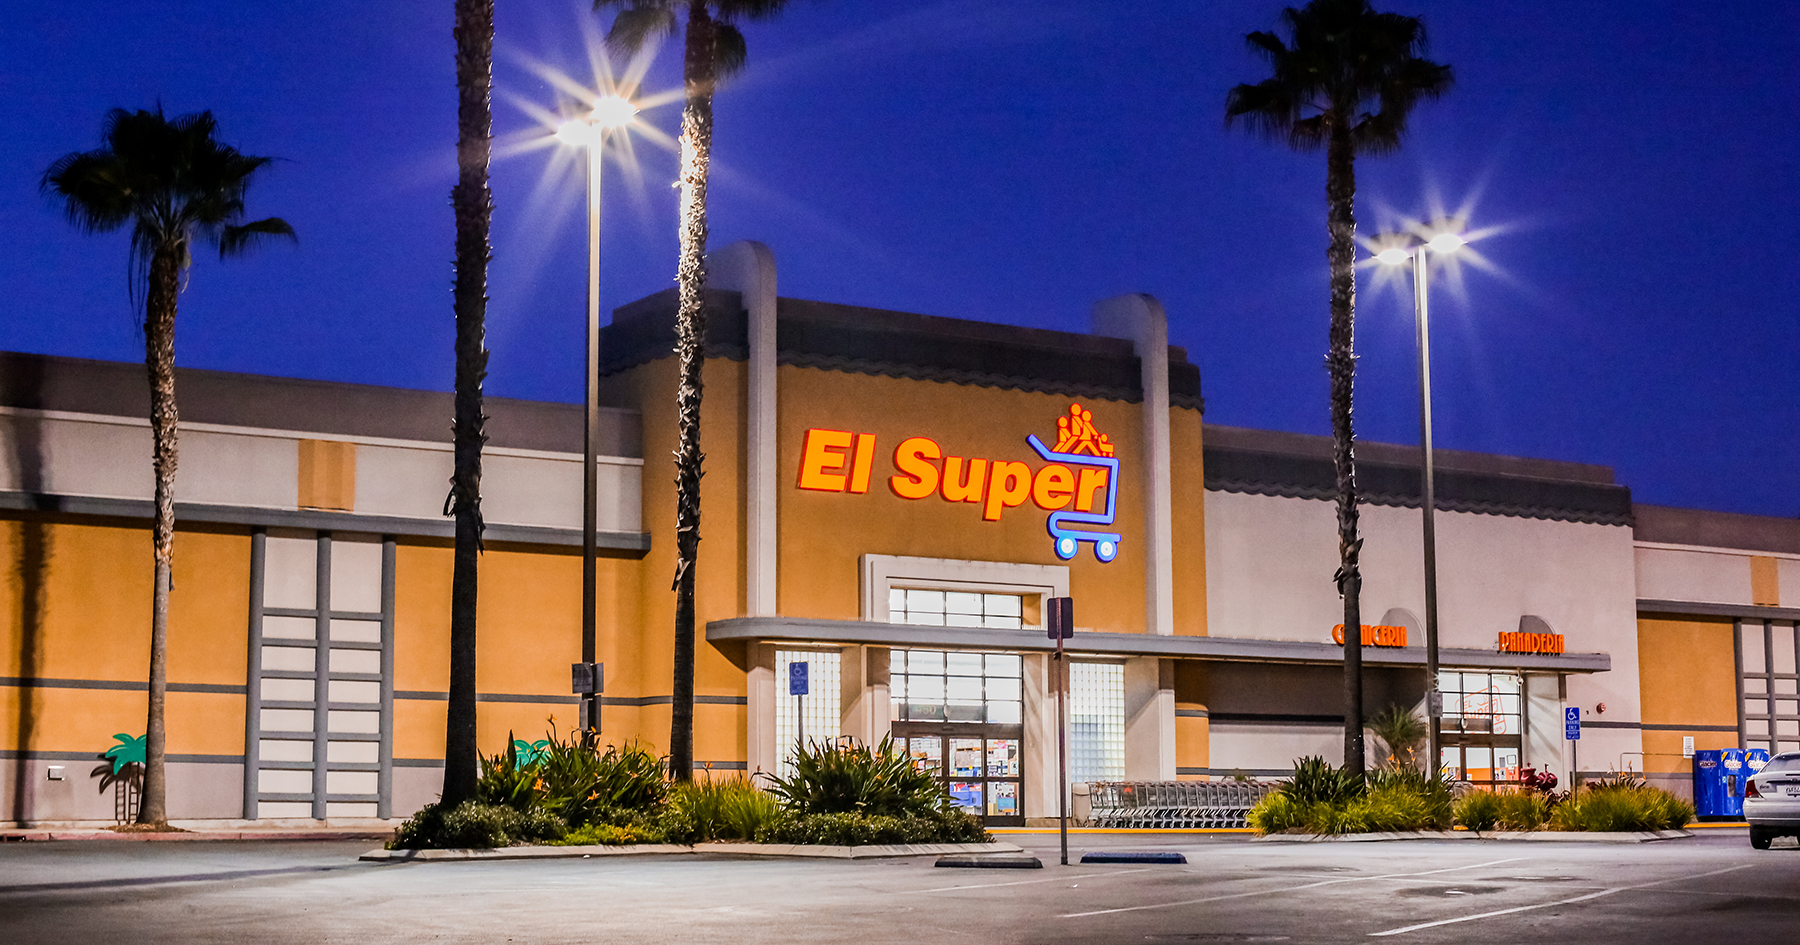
[893,722,1024,825]
[1437,670,1524,785]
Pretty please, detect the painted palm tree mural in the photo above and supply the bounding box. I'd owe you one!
[1226,0,1451,777]
[593,0,791,781]
[43,110,293,825]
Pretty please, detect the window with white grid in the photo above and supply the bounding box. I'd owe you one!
[1741,619,1800,755]
[888,649,1024,724]
[1069,662,1125,783]
[775,649,840,778]
[889,589,1024,629]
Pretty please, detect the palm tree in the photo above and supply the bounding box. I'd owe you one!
[1225,0,1451,779]
[43,108,293,826]
[442,0,496,809]
[595,0,789,782]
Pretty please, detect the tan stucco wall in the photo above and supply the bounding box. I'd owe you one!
[0,517,250,759]
[1637,614,1740,781]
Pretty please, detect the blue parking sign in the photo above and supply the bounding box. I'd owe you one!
[789,661,809,696]
[1564,706,1581,741]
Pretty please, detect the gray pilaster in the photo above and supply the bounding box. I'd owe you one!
[242,527,266,820]
[378,536,396,819]
[712,240,779,617]
[1093,294,1175,636]
[312,532,332,820]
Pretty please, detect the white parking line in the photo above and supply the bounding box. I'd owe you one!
[1060,857,1527,918]
[1367,863,1753,937]
[906,868,1155,894]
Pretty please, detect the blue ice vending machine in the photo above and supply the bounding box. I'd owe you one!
[1748,748,1770,779]
[1694,749,1749,819]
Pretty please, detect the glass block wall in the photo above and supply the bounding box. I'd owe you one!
[1069,662,1125,783]
[775,649,840,777]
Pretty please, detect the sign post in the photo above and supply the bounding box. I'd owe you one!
[571,662,604,737]
[1565,707,1581,787]
[1047,597,1073,866]
[790,661,810,752]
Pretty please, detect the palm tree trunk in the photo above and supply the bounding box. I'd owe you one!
[1325,119,1365,780]
[669,3,718,783]
[137,245,182,826]
[443,0,494,809]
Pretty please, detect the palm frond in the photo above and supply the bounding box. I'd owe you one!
[602,3,679,56]
[716,0,790,22]
[713,22,748,77]
[219,217,297,258]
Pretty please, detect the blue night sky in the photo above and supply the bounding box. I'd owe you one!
[3,1,1795,519]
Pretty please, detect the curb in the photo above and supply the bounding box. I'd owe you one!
[359,840,1020,862]
[1252,829,1692,844]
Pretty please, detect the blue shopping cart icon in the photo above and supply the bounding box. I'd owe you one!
[1027,434,1121,563]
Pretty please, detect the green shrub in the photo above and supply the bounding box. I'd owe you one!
[1286,756,1365,807]
[755,809,989,846]
[1247,759,1450,835]
[1549,784,1693,832]
[552,821,665,846]
[388,800,567,850]
[1367,704,1427,771]
[538,738,667,827]
[1454,790,1554,831]
[475,734,543,814]
[1453,791,1504,831]
[669,777,787,841]
[765,737,955,817]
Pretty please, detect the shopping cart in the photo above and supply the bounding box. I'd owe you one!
[1027,434,1121,562]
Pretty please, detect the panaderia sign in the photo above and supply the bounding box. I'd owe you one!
[796,403,1125,562]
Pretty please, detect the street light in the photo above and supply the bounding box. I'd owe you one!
[558,94,637,744]
[1374,219,1465,779]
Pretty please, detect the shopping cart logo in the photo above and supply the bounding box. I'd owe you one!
[1028,405,1122,563]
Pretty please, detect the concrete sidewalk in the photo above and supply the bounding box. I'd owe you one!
[2,819,402,842]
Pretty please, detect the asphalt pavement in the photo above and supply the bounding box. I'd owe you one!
[3,829,1795,944]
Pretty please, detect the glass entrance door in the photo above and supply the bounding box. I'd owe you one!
[1437,671,1523,785]
[893,724,1023,825]
[889,648,1026,825]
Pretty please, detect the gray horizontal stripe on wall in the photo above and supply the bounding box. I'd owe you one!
[1177,767,1291,778]
[0,677,246,695]
[394,691,747,707]
[1175,709,1209,718]
[0,751,242,764]
[1637,599,1800,621]
[0,489,651,555]
[1579,720,1738,731]
[694,761,748,770]
[1208,713,1345,726]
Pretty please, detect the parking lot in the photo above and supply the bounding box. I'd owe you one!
[2,829,1795,944]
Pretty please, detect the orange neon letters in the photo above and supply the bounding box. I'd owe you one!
[1031,464,1075,510]
[889,437,941,499]
[797,429,855,491]
[983,461,1032,521]
[941,457,987,503]
[1074,467,1109,512]
[848,433,876,493]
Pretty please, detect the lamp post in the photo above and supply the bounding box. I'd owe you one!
[1375,224,1464,777]
[557,95,637,745]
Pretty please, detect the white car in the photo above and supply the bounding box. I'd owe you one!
[1744,751,1800,849]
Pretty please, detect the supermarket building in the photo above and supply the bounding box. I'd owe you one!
[3,241,1796,825]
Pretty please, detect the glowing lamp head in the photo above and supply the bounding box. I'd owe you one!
[590,94,638,129]
[1427,232,1466,254]
[555,119,597,147]
[1375,247,1413,266]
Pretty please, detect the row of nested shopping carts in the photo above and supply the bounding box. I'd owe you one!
[1086,780,1278,829]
